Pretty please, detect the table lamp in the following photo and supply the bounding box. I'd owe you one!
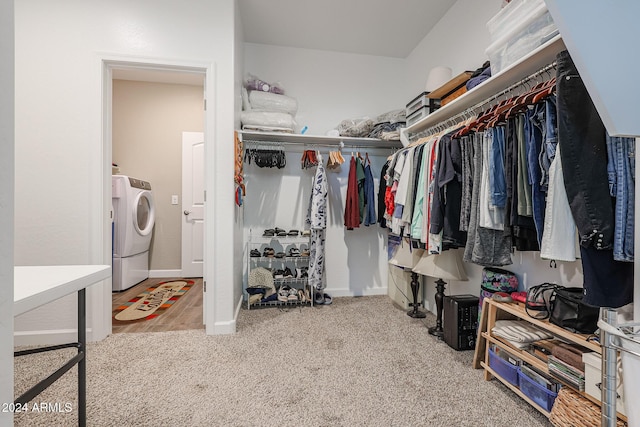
[425,66,453,92]
[389,239,425,318]
[412,249,468,337]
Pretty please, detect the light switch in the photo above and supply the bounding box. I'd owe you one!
[171,195,179,205]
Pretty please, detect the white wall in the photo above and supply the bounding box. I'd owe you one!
[14,0,238,342]
[0,0,15,423]
[405,0,504,100]
[244,43,407,135]
[233,1,246,310]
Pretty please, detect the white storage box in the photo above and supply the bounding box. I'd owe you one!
[582,352,627,417]
[485,1,558,75]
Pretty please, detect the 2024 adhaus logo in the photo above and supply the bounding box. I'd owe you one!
[3,402,73,413]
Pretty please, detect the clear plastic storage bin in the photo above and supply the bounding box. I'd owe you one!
[485,0,558,75]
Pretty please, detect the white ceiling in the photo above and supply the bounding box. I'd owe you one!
[112,1,457,85]
[238,0,457,58]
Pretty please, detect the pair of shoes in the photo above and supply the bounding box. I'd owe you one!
[288,247,300,257]
[296,267,308,278]
[277,285,299,302]
[250,249,261,257]
[300,249,310,257]
[273,269,285,279]
[275,251,286,258]
[314,292,333,305]
[263,248,275,257]
[275,227,287,237]
[301,230,311,237]
[283,267,294,278]
[263,229,275,237]
[287,229,299,236]
[277,286,290,302]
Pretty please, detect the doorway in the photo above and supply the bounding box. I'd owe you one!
[104,59,207,334]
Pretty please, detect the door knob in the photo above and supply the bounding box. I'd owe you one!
[184,210,191,215]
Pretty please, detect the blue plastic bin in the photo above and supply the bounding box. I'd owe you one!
[518,368,558,412]
[488,348,519,387]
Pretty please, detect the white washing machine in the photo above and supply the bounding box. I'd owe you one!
[112,175,156,291]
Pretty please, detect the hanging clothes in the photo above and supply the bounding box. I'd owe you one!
[606,134,635,262]
[540,144,578,261]
[363,157,377,226]
[429,133,467,250]
[463,132,513,266]
[377,161,390,228]
[306,154,328,292]
[344,154,360,229]
[356,155,366,224]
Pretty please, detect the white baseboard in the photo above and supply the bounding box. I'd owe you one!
[149,269,183,278]
[324,287,388,298]
[14,328,96,347]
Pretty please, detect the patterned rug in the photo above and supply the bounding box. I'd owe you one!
[113,280,194,322]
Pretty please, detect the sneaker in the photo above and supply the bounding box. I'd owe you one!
[277,286,291,302]
[283,267,294,278]
[302,230,311,237]
[275,227,287,237]
[263,248,275,257]
[273,269,285,279]
[287,229,299,236]
[250,249,261,257]
[300,249,310,257]
[288,247,300,257]
[296,267,308,278]
[263,229,275,237]
[287,287,299,302]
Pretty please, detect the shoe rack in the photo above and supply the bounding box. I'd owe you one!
[245,231,312,309]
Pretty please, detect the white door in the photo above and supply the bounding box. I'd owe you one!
[181,131,205,278]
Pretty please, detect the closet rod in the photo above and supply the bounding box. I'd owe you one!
[242,138,399,150]
[411,61,557,141]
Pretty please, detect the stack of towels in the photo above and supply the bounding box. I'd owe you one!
[241,74,298,133]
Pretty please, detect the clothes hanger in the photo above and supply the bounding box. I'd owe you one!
[531,77,556,104]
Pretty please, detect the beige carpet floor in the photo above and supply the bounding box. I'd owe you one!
[14,295,551,426]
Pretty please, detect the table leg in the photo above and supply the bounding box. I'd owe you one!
[78,289,86,427]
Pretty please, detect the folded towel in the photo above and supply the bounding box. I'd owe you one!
[492,320,553,343]
[249,91,298,115]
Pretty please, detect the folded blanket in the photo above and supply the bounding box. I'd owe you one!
[241,111,296,130]
[249,91,298,115]
[492,320,554,343]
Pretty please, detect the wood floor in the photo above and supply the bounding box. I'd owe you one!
[111,277,204,334]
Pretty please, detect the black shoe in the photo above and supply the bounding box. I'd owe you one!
[250,249,261,257]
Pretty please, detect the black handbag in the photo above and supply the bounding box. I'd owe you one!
[549,287,599,334]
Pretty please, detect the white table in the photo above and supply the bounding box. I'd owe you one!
[14,265,111,427]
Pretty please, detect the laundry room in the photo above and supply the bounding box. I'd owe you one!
[111,70,205,332]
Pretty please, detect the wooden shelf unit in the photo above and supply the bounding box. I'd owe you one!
[473,298,627,423]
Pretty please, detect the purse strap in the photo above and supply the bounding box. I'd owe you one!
[525,283,558,319]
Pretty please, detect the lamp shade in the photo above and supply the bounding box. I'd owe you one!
[389,240,424,269]
[425,66,453,92]
[412,250,468,281]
